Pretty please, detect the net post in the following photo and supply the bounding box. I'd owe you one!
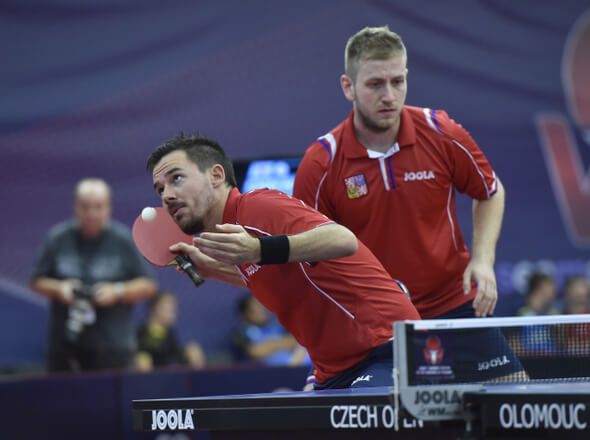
[393,321,410,431]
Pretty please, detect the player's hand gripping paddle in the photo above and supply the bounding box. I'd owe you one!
[132,207,204,287]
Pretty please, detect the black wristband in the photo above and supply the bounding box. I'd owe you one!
[258,235,290,265]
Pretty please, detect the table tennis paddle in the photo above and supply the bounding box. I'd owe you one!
[132,207,205,287]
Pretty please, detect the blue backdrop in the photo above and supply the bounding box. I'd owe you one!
[1,0,589,368]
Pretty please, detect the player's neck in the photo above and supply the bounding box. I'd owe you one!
[205,186,231,232]
[353,118,400,154]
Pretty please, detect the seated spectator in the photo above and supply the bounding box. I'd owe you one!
[511,273,559,356]
[232,294,310,367]
[136,291,206,372]
[559,276,590,353]
[562,276,590,315]
[516,272,559,316]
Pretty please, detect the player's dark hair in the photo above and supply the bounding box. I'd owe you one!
[147,132,237,188]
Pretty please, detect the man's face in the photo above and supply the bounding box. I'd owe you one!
[343,55,408,133]
[152,150,215,235]
[154,296,178,327]
[566,280,590,314]
[537,280,557,306]
[75,184,111,238]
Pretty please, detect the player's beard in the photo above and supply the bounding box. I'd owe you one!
[355,99,396,133]
[181,216,205,235]
[179,193,215,235]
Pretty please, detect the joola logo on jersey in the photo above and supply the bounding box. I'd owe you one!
[245,264,260,277]
[404,170,435,181]
[344,174,368,199]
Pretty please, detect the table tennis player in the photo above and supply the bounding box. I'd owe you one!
[292,26,527,384]
[146,133,420,389]
[293,26,504,321]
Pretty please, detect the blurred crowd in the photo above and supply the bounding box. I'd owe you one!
[517,272,590,317]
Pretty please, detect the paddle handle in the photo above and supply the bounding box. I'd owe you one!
[174,255,205,287]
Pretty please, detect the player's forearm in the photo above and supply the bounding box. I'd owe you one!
[471,178,505,265]
[212,268,247,287]
[200,260,247,287]
[287,224,358,263]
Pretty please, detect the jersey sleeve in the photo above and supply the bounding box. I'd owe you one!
[436,110,498,200]
[293,142,337,219]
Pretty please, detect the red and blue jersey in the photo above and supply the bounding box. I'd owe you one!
[293,106,498,318]
[222,188,420,383]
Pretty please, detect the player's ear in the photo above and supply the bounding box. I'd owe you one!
[341,74,355,103]
[209,164,226,188]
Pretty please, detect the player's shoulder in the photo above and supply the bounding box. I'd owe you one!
[242,188,292,203]
[304,118,348,159]
[405,105,465,139]
[240,188,308,214]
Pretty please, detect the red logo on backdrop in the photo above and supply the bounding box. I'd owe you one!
[536,10,590,247]
[423,335,444,365]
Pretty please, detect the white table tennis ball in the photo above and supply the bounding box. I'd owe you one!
[141,207,157,222]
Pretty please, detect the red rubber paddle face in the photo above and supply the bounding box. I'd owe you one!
[132,207,193,267]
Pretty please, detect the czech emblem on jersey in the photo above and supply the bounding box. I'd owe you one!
[344,174,368,199]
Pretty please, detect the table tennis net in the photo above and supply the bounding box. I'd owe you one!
[396,315,590,386]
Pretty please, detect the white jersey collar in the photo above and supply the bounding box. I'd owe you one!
[366,142,400,159]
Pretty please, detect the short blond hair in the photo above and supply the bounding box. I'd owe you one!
[345,26,406,81]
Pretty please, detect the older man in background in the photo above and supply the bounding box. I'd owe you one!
[31,178,157,372]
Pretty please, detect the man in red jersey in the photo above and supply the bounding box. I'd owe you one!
[293,26,526,383]
[146,133,420,389]
[294,26,503,321]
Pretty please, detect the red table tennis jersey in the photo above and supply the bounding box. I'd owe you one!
[222,188,420,383]
[293,106,498,318]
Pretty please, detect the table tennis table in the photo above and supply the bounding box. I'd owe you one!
[133,316,590,439]
[132,381,590,439]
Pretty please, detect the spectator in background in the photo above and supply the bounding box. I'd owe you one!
[511,273,559,356]
[30,178,158,372]
[232,294,310,367]
[516,272,559,316]
[560,276,590,354]
[562,276,590,315]
[136,291,206,372]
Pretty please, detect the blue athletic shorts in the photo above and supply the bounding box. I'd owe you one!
[314,300,525,389]
[410,300,525,384]
[314,341,395,390]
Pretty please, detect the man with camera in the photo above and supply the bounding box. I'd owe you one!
[30,178,158,372]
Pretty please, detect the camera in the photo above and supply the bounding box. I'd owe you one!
[64,285,97,344]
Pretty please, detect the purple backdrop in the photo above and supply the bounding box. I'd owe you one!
[1,0,589,367]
